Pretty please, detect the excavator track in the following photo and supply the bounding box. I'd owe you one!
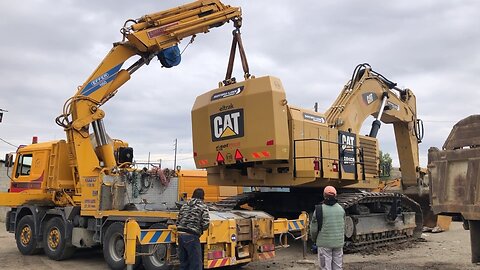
[213,191,423,253]
[211,192,256,210]
[337,192,423,253]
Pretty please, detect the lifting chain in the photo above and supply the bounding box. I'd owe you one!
[223,18,251,86]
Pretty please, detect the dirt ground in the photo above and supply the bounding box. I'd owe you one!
[0,221,477,270]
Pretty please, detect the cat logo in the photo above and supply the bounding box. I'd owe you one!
[210,109,244,142]
[362,92,378,105]
[338,131,356,173]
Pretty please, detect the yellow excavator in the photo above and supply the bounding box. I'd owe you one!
[192,63,429,251]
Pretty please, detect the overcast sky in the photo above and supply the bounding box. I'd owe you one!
[0,0,479,170]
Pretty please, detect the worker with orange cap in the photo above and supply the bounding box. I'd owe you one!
[309,186,346,270]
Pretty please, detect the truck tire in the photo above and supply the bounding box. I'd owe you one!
[103,222,142,270]
[15,215,41,255]
[103,222,126,270]
[142,223,172,270]
[43,217,75,260]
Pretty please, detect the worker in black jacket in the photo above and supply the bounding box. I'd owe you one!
[176,188,210,270]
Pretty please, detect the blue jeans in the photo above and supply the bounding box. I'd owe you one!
[178,233,202,270]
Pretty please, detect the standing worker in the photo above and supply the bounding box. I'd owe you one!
[310,186,346,270]
[176,188,210,270]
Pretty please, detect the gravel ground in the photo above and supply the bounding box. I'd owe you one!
[245,221,478,270]
[0,221,477,270]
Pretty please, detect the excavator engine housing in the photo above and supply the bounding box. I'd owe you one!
[192,76,380,189]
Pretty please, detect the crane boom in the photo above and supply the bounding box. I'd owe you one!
[53,1,241,200]
[76,0,240,105]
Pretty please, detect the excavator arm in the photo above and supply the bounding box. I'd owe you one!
[325,63,424,188]
[55,0,241,197]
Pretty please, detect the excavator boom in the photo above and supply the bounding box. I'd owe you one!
[326,64,424,187]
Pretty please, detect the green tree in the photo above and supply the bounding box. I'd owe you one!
[379,150,392,179]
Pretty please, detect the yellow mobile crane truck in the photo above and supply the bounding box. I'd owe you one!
[192,63,429,251]
[0,1,307,269]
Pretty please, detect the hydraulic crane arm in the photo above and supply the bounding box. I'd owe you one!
[325,64,424,187]
[55,1,241,194]
[74,0,241,106]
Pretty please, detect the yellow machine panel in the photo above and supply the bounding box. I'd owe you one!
[192,76,290,168]
[192,76,380,189]
[177,170,242,202]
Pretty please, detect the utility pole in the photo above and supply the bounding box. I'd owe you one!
[147,152,151,170]
[173,138,177,170]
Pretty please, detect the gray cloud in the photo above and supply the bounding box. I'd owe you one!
[1,0,479,170]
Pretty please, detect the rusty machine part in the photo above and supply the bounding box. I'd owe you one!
[429,114,480,263]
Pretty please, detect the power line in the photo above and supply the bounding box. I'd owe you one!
[0,137,18,148]
[422,120,458,123]
[156,156,193,162]
[175,156,193,161]
[135,156,193,162]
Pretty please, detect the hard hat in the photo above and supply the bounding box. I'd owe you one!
[324,186,337,197]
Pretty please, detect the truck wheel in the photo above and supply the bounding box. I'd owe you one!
[103,222,126,270]
[43,217,75,260]
[142,223,172,270]
[103,222,142,270]
[15,215,41,255]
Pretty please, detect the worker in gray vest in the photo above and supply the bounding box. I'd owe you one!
[310,186,346,270]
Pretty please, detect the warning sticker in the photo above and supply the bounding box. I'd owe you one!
[211,86,244,101]
[303,113,326,123]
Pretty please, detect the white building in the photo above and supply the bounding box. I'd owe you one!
[0,160,10,222]
[0,160,10,192]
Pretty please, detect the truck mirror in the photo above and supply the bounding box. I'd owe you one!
[4,153,13,167]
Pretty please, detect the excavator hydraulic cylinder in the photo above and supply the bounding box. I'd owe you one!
[369,119,381,138]
[369,93,388,138]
